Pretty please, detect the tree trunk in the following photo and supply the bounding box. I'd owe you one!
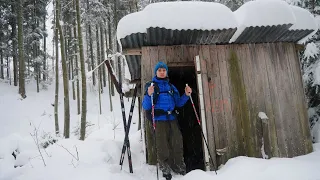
[107,2,115,96]
[11,5,18,87]
[54,11,60,135]
[98,70,102,114]
[0,49,3,79]
[138,97,141,130]
[36,62,40,93]
[76,0,87,141]
[7,55,10,84]
[108,74,113,112]
[96,25,103,114]
[66,28,71,81]
[73,0,80,115]
[86,0,95,86]
[56,0,70,138]
[88,24,95,86]
[96,25,103,93]
[43,15,47,81]
[100,25,106,88]
[18,0,26,98]
[85,27,90,71]
[105,19,113,112]
[70,27,76,100]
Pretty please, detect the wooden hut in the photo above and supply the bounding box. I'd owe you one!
[116,1,317,172]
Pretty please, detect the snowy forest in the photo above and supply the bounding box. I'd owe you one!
[1,0,320,179]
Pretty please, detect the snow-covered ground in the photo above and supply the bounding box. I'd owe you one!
[1,80,320,180]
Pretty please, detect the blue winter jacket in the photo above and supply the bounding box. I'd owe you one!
[142,76,189,121]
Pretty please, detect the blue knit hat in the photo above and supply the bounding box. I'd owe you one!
[154,61,168,75]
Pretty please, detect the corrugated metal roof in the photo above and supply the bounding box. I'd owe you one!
[120,26,314,81]
[146,27,237,46]
[120,33,145,49]
[233,24,293,44]
[125,55,141,81]
[276,29,314,42]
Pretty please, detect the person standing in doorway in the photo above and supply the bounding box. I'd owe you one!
[142,61,192,180]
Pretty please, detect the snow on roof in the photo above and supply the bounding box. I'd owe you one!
[229,0,296,42]
[290,5,317,30]
[117,1,238,41]
[117,0,318,44]
[234,0,296,27]
[116,11,147,41]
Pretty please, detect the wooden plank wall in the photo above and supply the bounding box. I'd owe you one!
[141,43,313,168]
[198,43,313,165]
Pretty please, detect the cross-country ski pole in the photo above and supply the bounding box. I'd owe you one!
[151,83,159,180]
[186,84,217,175]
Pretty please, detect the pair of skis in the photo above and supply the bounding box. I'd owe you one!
[104,59,137,173]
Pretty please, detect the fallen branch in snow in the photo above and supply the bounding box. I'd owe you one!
[27,155,42,168]
[56,144,79,161]
[112,121,121,140]
[43,148,52,158]
[71,158,79,168]
[30,122,46,167]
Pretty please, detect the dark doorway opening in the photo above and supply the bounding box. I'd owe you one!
[168,66,204,173]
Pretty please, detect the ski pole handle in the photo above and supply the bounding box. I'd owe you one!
[186,84,191,95]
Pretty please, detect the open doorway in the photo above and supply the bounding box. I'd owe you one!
[168,66,204,173]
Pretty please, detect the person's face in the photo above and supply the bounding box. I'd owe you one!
[156,68,167,78]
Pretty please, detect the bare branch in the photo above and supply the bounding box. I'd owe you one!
[30,132,46,167]
[56,144,79,161]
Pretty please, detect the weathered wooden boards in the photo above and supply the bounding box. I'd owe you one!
[141,43,312,168]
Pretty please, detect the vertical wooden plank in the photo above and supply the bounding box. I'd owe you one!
[191,45,199,60]
[228,45,246,156]
[141,47,150,94]
[166,46,174,64]
[267,43,288,157]
[290,43,313,154]
[251,44,267,158]
[199,46,221,166]
[283,43,304,156]
[158,46,167,63]
[149,46,159,75]
[142,47,157,165]
[276,43,295,157]
[239,44,255,157]
[208,45,228,164]
[263,43,283,157]
[237,44,255,156]
[173,45,183,63]
[259,43,279,157]
[218,45,235,159]
[226,45,245,157]
[248,44,261,157]
[148,46,159,164]
[183,45,191,63]
[198,47,217,170]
